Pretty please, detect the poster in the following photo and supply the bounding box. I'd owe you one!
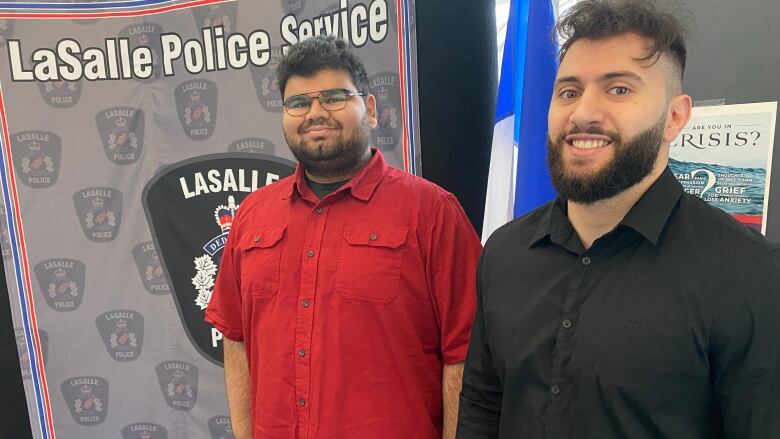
[670,102,777,233]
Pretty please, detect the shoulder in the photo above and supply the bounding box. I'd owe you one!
[483,201,553,255]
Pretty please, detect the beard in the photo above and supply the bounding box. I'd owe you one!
[547,117,665,204]
[285,115,371,179]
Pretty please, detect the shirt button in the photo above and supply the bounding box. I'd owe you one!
[581,256,591,266]
[302,299,311,308]
[315,207,323,214]
[562,319,572,329]
[298,349,306,357]
[551,385,561,396]
[369,233,378,241]
[298,398,306,407]
[306,250,314,257]
[253,235,261,243]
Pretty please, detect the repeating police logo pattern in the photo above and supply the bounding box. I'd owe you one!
[133,241,170,295]
[227,137,275,155]
[156,360,198,411]
[37,79,82,108]
[143,153,296,364]
[35,258,86,312]
[15,328,48,379]
[96,107,144,165]
[370,72,402,151]
[281,0,306,15]
[96,309,144,362]
[208,416,234,439]
[73,186,123,242]
[250,48,284,113]
[11,130,61,189]
[119,22,163,82]
[175,79,218,140]
[192,3,238,34]
[62,376,109,426]
[122,422,168,439]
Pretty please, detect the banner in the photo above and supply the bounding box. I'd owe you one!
[670,102,777,233]
[0,1,419,437]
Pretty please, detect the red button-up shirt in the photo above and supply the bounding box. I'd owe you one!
[205,150,481,439]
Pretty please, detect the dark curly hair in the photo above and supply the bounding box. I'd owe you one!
[276,36,370,98]
[556,0,692,82]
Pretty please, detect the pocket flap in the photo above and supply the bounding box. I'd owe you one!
[244,225,286,249]
[343,224,407,248]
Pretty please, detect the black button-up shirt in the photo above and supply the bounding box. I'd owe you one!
[458,168,780,439]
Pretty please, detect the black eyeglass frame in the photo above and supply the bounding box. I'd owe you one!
[282,88,368,117]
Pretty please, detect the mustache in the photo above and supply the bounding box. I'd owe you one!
[299,118,341,134]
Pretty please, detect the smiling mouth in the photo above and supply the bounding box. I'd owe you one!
[569,139,611,149]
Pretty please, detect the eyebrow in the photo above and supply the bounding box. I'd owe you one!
[554,71,645,87]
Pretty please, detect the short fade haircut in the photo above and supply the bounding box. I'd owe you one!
[555,0,691,84]
[276,36,370,98]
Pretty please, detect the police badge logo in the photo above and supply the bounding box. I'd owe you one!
[143,153,295,365]
[96,309,144,362]
[155,360,199,411]
[122,422,168,439]
[96,107,144,165]
[15,328,48,379]
[34,258,86,312]
[118,22,163,82]
[208,416,234,439]
[227,137,276,155]
[175,79,218,140]
[11,130,61,189]
[37,79,82,108]
[250,48,284,113]
[281,0,306,15]
[73,186,123,242]
[133,241,170,295]
[192,3,238,34]
[370,72,403,151]
[61,376,109,426]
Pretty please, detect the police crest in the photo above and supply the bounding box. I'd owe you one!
[208,416,234,439]
[143,153,295,365]
[15,328,48,379]
[73,186,123,242]
[281,0,306,15]
[11,130,61,189]
[370,72,403,151]
[133,241,170,295]
[37,79,82,108]
[34,258,86,312]
[96,107,144,165]
[119,22,163,82]
[96,309,144,362]
[122,422,168,439]
[156,360,199,411]
[175,79,218,140]
[61,376,109,426]
[250,48,284,113]
[227,137,276,155]
[192,3,238,34]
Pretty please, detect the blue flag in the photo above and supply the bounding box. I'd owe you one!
[482,0,558,241]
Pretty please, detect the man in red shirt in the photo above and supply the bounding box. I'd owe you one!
[205,35,482,439]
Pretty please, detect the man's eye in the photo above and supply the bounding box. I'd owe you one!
[559,90,579,99]
[321,91,348,103]
[609,86,631,95]
[286,97,310,108]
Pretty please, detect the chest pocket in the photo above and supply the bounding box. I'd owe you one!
[239,225,286,299]
[335,224,408,304]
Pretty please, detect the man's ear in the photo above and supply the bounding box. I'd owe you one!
[366,94,378,129]
[663,93,693,142]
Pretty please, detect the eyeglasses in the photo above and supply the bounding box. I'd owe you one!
[283,88,367,117]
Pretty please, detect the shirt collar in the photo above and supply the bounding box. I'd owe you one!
[283,148,388,202]
[529,167,683,248]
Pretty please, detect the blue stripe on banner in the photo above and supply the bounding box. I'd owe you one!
[401,0,416,175]
[0,137,50,438]
[512,0,557,217]
[0,0,177,10]
[495,0,518,122]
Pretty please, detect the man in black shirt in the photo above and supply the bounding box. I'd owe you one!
[457,0,780,438]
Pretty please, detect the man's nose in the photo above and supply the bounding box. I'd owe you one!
[568,90,605,130]
[306,97,330,120]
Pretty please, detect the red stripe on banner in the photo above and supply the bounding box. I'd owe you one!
[395,0,410,173]
[0,0,223,19]
[0,86,56,438]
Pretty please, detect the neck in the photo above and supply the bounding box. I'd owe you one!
[305,148,372,184]
[568,163,666,249]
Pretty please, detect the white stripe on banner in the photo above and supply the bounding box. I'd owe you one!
[482,115,517,243]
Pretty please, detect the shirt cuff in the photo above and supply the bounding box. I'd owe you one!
[204,312,243,342]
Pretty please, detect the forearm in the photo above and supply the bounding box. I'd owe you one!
[224,339,252,439]
[443,362,465,439]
